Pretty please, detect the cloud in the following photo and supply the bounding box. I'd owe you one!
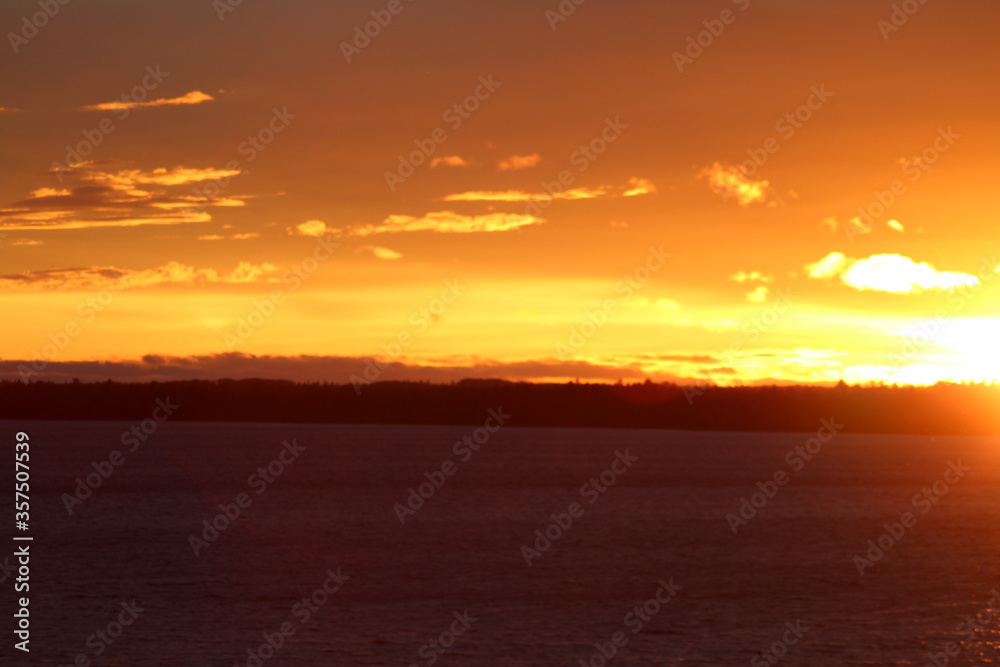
[430,155,469,168]
[806,252,980,293]
[28,187,71,198]
[345,210,544,236]
[83,90,214,111]
[0,353,664,385]
[0,350,849,386]
[821,216,871,236]
[843,255,979,293]
[114,166,241,186]
[226,261,280,283]
[806,252,849,279]
[7,239,43,246]
[440,177,653,203]
[887,219,905,233]
[498,154,541,171]
[622,177,657,197]
[363,246,404,260]
[0,261,280,291]
[746,286,769,303]
[700,162,769,206]
[441,188,606,202]
[732,270,773,284]
[292,220,331,237]
[198,232,260,241]
[0,165,245,231]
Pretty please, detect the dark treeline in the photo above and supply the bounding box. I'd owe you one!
[1,378,998,435]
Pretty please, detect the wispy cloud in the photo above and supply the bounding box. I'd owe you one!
[342,210,544,236]
[441,188,606,202]
[700,162,770,207]
[83,90,214,111]
[498,154,541,171]
[361,245,404,260]
[113,166,241,186]
[822,216,871,236]
[0,261,280,291]
[198,232,258,241]
[441,178,654,203]
[806,252,983,293]
[430,155,470,168]
[0,165,245,231]
[622,177,657,197]
[291,220,332,237]
[732,270,773,284]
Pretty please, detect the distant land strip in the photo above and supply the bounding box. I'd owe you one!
[1,379,997,435]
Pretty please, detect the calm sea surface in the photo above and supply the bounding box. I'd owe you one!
[4,420,1000,665]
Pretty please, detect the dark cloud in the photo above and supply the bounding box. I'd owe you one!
[0,353,712,385]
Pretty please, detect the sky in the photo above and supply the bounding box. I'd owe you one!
[2,0,999,386]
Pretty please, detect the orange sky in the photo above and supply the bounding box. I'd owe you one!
[2,0,999,386]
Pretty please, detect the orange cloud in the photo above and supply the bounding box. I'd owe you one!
[198,232,258,241]
[0,166,244,231]
[346,210,544,236]
[700,162,769,206]
[441,188,606,202]
[430,155,469,168]
[622,177,657,197]
[441,177,654,203]
[291,220,331,237]
[361,246,404,260]
[84,90,214,111]
[498,154,541,171]
[822,216,871,236]
[114,166,242,186]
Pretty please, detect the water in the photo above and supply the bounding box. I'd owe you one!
[5,420,1000,665]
